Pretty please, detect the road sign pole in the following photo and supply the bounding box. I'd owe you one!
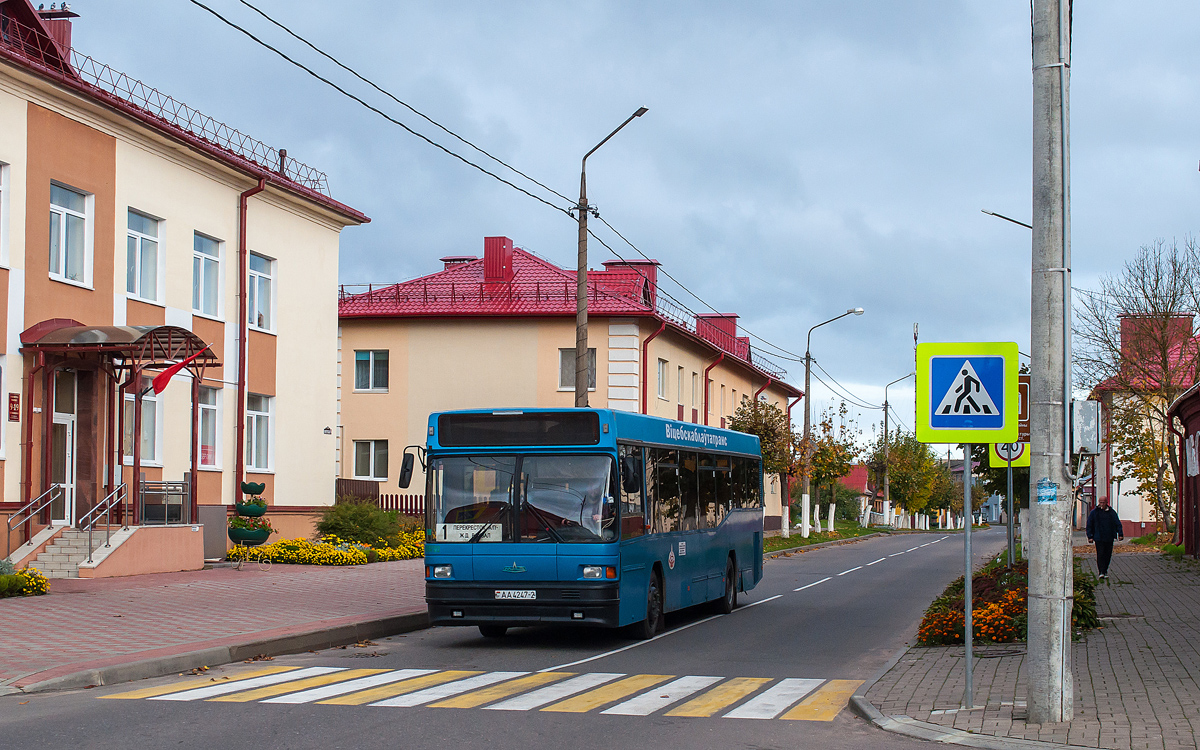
[963,443,974,710]
[1007,455,1015,569]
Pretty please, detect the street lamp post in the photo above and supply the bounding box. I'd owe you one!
[575,107,648,407]
[801,307,864,537]
[882,372,915,528]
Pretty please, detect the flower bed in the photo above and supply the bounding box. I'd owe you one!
[916,555,1098,646]
[226,531,424,566]
[0,566,49,597]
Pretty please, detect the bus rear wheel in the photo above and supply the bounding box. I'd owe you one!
[715,557,737,614]
[479,625,508,638]
[632,572,663,640]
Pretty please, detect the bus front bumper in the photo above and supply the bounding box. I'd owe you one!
[426,581,621,628]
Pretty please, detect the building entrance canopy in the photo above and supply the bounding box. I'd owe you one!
[17,318,221,537]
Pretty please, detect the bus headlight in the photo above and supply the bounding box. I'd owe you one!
[432,564,453,578]
[582,565,604,579]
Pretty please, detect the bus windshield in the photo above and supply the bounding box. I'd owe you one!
[426,454,616,544]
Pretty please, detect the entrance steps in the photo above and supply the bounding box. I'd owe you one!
[29,528,114,578]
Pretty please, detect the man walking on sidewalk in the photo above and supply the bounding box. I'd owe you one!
[1087,497,1123,579]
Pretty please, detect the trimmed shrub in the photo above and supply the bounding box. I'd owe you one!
[317,499,401,545]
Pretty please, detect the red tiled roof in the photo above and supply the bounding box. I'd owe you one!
[838,464,870,494]
[339,245,801,393]
[338,249,651,318]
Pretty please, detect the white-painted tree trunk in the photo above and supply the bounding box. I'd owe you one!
[828,503,836,533]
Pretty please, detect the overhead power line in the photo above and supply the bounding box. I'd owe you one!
[188,0,826,378]
[184,0,571,216]
[233,0,575,206]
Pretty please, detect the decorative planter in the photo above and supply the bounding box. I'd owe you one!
[228,527,271,546]
[235,502,267,517]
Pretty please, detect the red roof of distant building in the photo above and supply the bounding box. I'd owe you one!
[339,237,800,392]
[838,464,870,494]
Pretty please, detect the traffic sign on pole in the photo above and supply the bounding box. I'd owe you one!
[990,441,1031,468]
[915,342,1019,444]
[1018,374,1030,443]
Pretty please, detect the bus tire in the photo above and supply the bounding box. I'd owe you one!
[715,556,737,614]
[479,625,508,638]
[632,571,664,640]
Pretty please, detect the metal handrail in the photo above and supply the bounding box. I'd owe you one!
[79,484,129,564]
[5,485,62,561]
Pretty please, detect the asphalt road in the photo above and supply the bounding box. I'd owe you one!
[0,528,1008,750]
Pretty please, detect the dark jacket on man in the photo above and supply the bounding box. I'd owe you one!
[1086,505,1123,543]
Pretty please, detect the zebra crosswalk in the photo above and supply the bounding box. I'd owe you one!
[99,664,863,721]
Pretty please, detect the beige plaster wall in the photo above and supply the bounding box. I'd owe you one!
[77,525,204,578]
[0,79,28,505]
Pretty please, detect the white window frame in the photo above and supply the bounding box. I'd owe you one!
[49,182,93,288]
[677,366,684,404]
[692,372,699,407]
[354,350,389,392]
[126,209,163,304]
[248,252,275,333]
[192,232,223,320]
[246,393,273,472]
[198,385,221,469]
[352,439,389,481]
[657,358,669,400]
[122,379,162,466]
[558,348,597,391]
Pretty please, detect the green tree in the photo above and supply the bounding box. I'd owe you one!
[805,403,862,507]
[866,428,941,513]
[728,399,792,476]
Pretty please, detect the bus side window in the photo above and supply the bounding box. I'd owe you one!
[619,444,645,540]
[714,455,732,522]
[698,454,717,528]
[651,448,680,533]
[679,452,699,531]
[749,460,763,508]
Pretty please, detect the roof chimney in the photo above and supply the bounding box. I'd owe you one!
[439,255,477,271]
[483,236,514,283]
[36,3,78,57]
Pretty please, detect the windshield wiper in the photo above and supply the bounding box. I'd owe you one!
[468,503,509,543]
[523,501,565,543]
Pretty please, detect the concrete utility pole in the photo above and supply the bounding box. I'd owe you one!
[801,308,863,537]
[1029,0,1074,723]
[575,108,648,408]
[883,373,915,525]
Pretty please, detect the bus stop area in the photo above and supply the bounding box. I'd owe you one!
[857,543,1200,750]
[0,559,427,695]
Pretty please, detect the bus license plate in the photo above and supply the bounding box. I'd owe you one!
[495,590,536,600]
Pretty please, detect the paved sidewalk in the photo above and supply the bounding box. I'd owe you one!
[862,551,1200,750]
[0,560,427,692]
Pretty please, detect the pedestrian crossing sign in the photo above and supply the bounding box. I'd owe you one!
[915,342,1018,444]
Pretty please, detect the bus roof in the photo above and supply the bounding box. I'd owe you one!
[426,408,762,457]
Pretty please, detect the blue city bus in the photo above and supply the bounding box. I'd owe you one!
[399,408,764,639]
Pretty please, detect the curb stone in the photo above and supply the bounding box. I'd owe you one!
[13,611,430,694]
[763,532,888,559]
[849,647,1094,750]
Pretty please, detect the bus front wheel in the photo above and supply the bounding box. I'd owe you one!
[479,625,508,638]
[632,572,664,640]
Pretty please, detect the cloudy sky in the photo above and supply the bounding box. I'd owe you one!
[77,1,1200,441]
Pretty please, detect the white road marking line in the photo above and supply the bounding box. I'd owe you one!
[371,671,528,707]
[723,678,824,719]
[738,594,782,610]
[262,669,436,704]
[602,675,723,715]
[150,667,344,701]
[794,576,832,591]
[906,547,920,552]
[538,615,722,672]
[866,558,886,566]
[919,543,931,548]
[836,566,862,576]
[889,552,906,557]
[936,536,949,542]
[486,673,624,711]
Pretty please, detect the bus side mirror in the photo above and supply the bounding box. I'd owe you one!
[399,453,415,489]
